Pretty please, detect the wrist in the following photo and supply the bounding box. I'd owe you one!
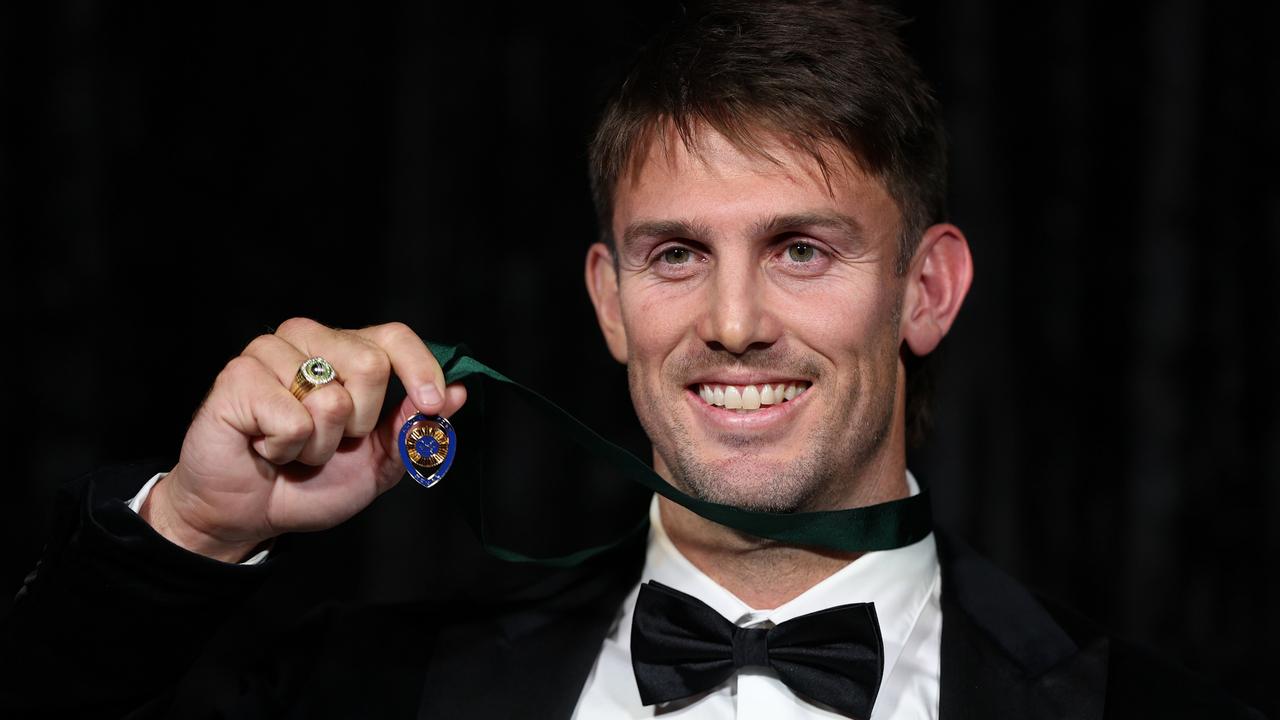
[140,470,265,563]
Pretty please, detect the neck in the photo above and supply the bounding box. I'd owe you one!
[656,436,909,609]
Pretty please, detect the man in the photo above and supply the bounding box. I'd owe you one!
[1,1,1261,718]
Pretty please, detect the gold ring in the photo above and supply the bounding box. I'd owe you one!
[290,357,337,400]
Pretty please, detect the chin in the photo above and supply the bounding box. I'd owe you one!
[669,453,825,514]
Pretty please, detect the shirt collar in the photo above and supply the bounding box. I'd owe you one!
[618,472,939,683]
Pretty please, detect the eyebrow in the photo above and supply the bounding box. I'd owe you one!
[748,211,866,246]
[621,219,715,249]
[619,211,866,252]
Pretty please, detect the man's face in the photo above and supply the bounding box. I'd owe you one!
[594,127,910,513]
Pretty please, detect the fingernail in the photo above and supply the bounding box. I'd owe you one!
[417,384,442,408]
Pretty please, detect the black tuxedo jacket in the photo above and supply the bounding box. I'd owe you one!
[1,464,1263,719]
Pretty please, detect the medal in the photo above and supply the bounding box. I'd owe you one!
[398,413,457,488]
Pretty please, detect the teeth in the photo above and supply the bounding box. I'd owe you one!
[695,381,810,411]
[723,386,743,409]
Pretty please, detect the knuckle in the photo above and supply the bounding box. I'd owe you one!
[243,333,276,356]
[308,389,354,427]
[277,405,314,443]
[218,355,259,387]
[276,316,319,338]
[379,321,410,338]
[348,347,391,379]
[376,321,419,350]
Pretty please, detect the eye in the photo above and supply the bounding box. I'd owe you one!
[786,243,817,262]
[661,247,693,265]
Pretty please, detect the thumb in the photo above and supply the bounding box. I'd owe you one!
[373,386,468,493]
[373,395,423,492]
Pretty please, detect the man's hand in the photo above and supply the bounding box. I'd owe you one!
[141,318,467,562]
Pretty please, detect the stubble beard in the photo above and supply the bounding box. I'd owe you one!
[629,348,899,514]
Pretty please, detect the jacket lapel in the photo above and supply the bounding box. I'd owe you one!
[936,532,1109,720]
[418,538,646,719]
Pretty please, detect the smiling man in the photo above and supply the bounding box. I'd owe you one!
[1,1,1262,719]
[571,3,966,715]
[595,128,946,504]
[593,132,927,519]
[583,124,968,605]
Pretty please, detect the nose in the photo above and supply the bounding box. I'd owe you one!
[697,255,781,354]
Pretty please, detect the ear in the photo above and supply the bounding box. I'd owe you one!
[584,242,629,363]
[900,223,974,356]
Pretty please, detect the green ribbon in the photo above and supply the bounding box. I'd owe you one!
[427,342,932,567]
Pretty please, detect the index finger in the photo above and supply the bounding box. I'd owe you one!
[352,322,446,415]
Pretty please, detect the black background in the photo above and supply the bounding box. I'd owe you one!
[2,1,1276,714]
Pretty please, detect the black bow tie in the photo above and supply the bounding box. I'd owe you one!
[630,581,884,719]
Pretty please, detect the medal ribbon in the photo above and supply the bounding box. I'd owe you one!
[427,342,932,566]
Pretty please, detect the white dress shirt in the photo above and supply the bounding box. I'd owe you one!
[573,473,941,719]
[130,472,940,717]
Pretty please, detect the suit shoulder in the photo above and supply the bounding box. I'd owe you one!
[1030,594,1266,718]
[1100,634,1266,719]
[936,531,1265,719]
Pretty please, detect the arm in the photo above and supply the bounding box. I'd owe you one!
[1,319,466,715]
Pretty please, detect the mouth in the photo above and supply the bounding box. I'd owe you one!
[689,380,812,411]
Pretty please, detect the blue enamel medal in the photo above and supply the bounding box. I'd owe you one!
[398,413,456,488]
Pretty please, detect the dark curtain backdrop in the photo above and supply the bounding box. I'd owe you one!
[2,1,1275,714]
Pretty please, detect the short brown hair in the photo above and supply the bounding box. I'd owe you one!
[587,0,947,444]
[588,0,947,275]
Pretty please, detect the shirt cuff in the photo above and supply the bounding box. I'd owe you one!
[127,472,271,566]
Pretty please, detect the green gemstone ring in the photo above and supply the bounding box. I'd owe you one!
[290,356,337,400]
